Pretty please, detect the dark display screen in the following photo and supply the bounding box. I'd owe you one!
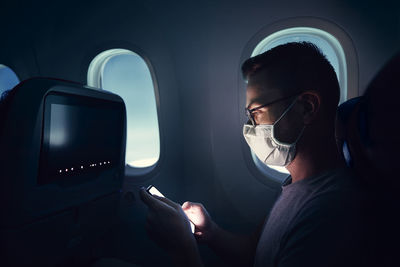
[38,93,124,185]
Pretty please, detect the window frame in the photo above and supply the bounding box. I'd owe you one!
[87,47,163,180]
[239,17,358,187]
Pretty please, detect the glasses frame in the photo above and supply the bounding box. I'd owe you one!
[245,94,299,126]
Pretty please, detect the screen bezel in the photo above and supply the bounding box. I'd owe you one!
[38,92,124,186]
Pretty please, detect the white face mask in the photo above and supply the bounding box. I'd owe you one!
[243,99,304,167]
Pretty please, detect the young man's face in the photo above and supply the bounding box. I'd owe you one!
[245,85,283,125]
[245,77,304,144]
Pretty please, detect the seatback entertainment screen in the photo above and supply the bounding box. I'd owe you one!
[38,93,125,185]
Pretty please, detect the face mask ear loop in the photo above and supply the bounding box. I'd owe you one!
[273,98,298,126]
[271,97,304,146]
[281,125,305,167]
[293,125,305,144]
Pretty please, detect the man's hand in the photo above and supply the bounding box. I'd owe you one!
[183,201,264,266]
[139,188,204,266]
[182,202,217,243]
[139,188,196,254]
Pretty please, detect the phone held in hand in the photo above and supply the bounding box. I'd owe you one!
[146,185,165,198]
[146,185,195,234]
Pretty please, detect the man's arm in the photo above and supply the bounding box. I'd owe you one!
[182,202,265,266]
[207,221,264,266]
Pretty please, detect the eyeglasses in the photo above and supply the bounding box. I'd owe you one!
[245,94,298,126]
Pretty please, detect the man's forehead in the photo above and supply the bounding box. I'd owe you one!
[246,84,284,107]
[246,86,267,105]
[245,68,299,107]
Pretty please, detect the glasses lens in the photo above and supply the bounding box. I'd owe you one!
[245,109,255,125]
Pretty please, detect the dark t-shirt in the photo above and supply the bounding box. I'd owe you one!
[254,168,367,267]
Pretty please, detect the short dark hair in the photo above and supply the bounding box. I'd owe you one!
[242,42,340,115]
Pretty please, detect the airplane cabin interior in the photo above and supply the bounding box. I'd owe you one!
[0,0,399,266]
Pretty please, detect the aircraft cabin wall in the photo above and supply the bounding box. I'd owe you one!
[1,0,399,265]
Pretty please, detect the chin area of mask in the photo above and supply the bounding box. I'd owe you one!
[243,98,304,167]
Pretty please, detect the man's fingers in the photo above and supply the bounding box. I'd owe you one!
[182,201,192,210]
[154,195,180,209]
[182,201,204,213]
[140,187,180,211]
[139,188,162,210]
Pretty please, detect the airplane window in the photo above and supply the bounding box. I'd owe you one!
[88,49,160,170]
[250,27,347,180]
[0,65,19,95]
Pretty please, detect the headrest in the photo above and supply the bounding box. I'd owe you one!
[336,96,363,167]
[335,53,400,188]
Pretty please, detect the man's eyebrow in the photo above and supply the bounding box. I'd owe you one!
[247,97,267,109]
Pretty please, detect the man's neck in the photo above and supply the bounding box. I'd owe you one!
[286,135,345,183]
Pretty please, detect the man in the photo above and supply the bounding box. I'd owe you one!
[140,42,366,267]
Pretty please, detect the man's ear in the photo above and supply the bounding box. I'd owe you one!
[299,91,321,125]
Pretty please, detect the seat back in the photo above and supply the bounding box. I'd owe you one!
[335,53,400,267]
[0,78,126,266]
[336,54,400,187]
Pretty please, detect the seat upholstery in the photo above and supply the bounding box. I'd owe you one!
[335,53,400,267]
[0,78,126,266]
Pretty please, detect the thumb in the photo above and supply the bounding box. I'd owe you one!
[139,187,161,210]
[182,201,193,210]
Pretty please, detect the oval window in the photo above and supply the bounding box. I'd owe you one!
[88,49,160,170]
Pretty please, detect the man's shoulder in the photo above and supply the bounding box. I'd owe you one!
[278,168,362,221]
[308,167,361,195]
[291,168,363,223]
[276,168,367,267]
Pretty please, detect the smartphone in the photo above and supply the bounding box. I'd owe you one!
[146,185,165,198]
[146,185,195,234]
